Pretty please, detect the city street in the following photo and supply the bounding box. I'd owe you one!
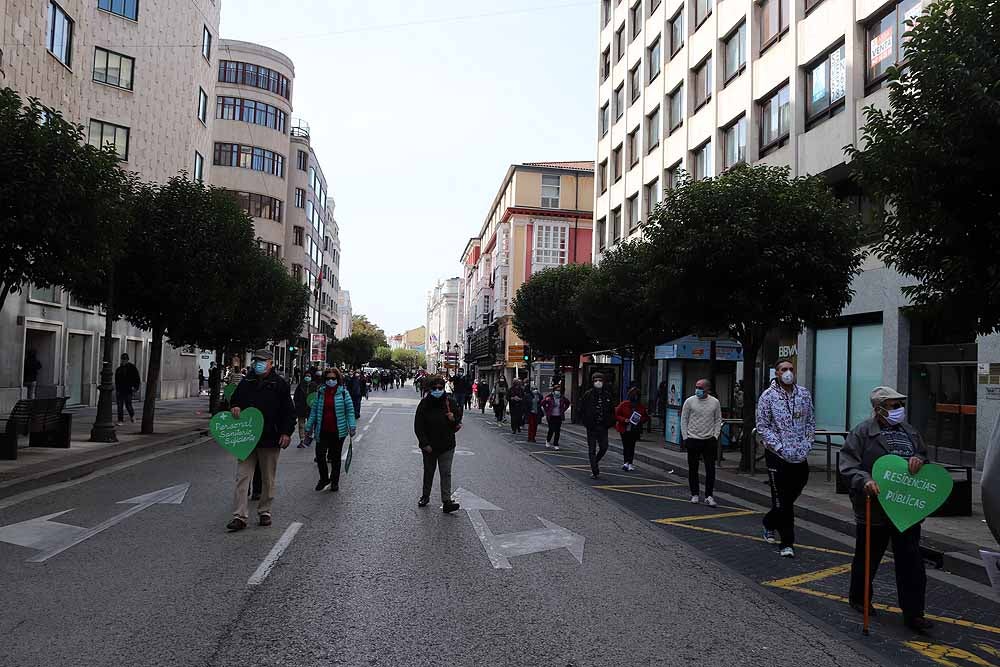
[0,388,995,666]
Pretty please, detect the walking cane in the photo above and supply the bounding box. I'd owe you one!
[863,494,872,636]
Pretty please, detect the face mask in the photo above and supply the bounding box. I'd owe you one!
[326,379,337,388]
[885,406,906,425]
[594,381,604,389]
[695,388,706,399]
[554,391,562,398]
[304,376,311,383]
[780,370,795,385]
[253,361,268,375]
[430,389,444,398]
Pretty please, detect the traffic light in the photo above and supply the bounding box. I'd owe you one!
[288,346,297,353]
[522,346,532,364]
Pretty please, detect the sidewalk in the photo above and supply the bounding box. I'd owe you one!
[0,397,212,499]
[536,418,999,584]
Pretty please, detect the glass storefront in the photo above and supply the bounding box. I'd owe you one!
[813,323,884,436]
[908,344,978,466]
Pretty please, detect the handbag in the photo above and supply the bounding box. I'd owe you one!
[444,396,461,432]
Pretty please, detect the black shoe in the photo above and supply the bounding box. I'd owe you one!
[315,480,329,491]
[226,517,246,532]
[904,617,933,634]
[329,484,339,492]
[250,492,261,501]
[258,514,272,527]
[850,601,878,616]
[442,501,461,513]
[418,496,430,507]
[591,472,601,479]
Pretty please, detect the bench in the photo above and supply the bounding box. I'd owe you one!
[0,398,73,460]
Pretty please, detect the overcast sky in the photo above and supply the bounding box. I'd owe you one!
[221,0,597,336]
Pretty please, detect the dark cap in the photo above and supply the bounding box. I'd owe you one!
[251,349,274,361]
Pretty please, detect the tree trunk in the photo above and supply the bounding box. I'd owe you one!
[570,353,582,424]
[141,323,164,434]
[208,348,224,415]
[89,284,118,442]
[738,334,761,472]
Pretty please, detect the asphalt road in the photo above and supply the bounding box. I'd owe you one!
[0,387,953,666]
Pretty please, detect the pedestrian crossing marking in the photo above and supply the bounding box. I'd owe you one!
[654,509,759,523]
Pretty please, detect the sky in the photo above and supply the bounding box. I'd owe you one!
[221,0,597,336]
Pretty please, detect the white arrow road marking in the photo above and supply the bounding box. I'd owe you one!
[453,488,585,569]
[0,483,190,563]
[247,521,303,587]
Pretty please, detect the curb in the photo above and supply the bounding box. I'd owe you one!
[0,428,211,501]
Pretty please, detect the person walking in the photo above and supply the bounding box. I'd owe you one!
[680,379,722,506]
[304,367,357,493]
[23,349,41,399]
[491,377,508,424]
[840,386,933,634]
[452,369,470,412]
[198,368,205,394]
[541,384,570,450]
[114,353,141,425]
[226,350,295,532]
[580,373,614,479]
[413,375,462,512]
[508,378,525,434]
[476,378,491,415]
[526,385,544,443]
[615,386,650,472]
[348,371,363,419]
[756,359,816,558]
[293,368,319,448]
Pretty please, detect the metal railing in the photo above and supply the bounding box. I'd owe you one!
[750,428,849,481]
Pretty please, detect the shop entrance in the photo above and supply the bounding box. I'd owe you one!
[66,333,92,406]
[909,344,978,466]
[24,328,58,398]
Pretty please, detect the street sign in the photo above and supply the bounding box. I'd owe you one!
[453,488,585,569]
[508,345,525,359]
[310,333,326,362]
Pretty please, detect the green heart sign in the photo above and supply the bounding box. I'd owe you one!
[306,391,318,408]
[223,383,238,401]
[872,454,954,532]
[209,408,264,461]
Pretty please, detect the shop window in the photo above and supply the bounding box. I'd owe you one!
[813,323,883,435]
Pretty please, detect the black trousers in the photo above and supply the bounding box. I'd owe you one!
[621,430,640,464]
[478,396,488,413]
[316,431,346,487]
[546,416,563,445]
[116,389,134,422]
[850,522,926,620]
[763,450,810,548]
[587,426,609,475]
[509,402,523,433]
[685,437,718,497]
[493,400,506,422]
[421,448,455,503]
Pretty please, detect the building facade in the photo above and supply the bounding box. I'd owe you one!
[0,0,221,410]
[462,162,595,389]
[594,0,996,468]
[336,291,353,340]
[425,278,463,375]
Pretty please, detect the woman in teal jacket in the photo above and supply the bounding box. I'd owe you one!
[305,367,357,491]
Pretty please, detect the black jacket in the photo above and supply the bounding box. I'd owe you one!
[476,382,490,398]
[231,371,296,448]
[293,380,319,418]
[114,362,141,392]
[414,393,464,454]
[580,387,614,429]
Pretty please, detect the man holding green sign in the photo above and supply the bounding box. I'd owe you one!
[840,386,940,635]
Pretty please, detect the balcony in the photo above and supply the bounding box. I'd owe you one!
[290,118,310,139]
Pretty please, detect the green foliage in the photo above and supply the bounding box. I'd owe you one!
[0,88,131,311]
[328,334,376,369]
[847,0,1000,335]
[373,346,392,362]
[511,263,597,358]
[352,314,388,348]
[391,347,421,370]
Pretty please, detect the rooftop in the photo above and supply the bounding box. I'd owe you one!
[521,161,594,171]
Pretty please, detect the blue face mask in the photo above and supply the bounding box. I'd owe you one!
[253,361,268,375]
[326,379,337,388]
[304,376,311,383]
[430,389,445,398]
[695,388,706,399]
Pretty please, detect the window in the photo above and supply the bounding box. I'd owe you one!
[693,57,712,110]
[866,0,922,86]
[645,106,660,152]
[201,26,212,61]
[649,0,662,14]
[627,193,640,232]
[612,206,623,242]
[215,97,288,133]
[295,187,305,208]
[629,63,642,102]
[612,144,623,182]
[88,119,129,160]
[533,224,569,271]
[297,150,308,170]
[601,47,611,81]
[599,159,609,193]
[760,0,790,49]
[597,216,608,250]
[602,0,612,26]
[723,22,746,83]
[193,151,204,182]
[293,226,305,246]
[614,84,625,120]
[46,2,73,67]
[600,102,610,136]
[627,127,639,166]
[259,241,281,259]
[615,24,626,62]
[644,177,660,216]
[723,115,746,169]
[97,0,138,21]
[227,191,283,222]
[668,84,684,132]
[759,83,790,152]
[692,140,712,180]
[630,1,642,40]
[813,324,884,433]
[670,9,684,55]
[541,174,561,208]
[218,61,291,99]
[212,143,285,177]
[92,47,134,91]
[197,87,208,123]
[665,161,680,190]
[806,44,847,123]
[647,36,661,83]
[695,0,712,27]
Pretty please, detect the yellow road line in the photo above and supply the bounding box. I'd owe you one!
[903,641,999,666]
[594,483,684,490]
[659,520,855,556]
[763,563,853,587]
[655,509,760,523]
[555,465,683,484]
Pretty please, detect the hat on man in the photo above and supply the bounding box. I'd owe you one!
[251,349,274,361]
[870,386,906,406]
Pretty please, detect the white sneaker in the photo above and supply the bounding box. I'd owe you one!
[553,445,560,450]
[704,496,717,507]
[690,495,700,503]
[780,546,795,558]
[545,443,552,448]
[622,464,629,470]
[627,463,636,471]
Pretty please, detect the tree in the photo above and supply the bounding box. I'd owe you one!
[644,165,864,469]
[352,314,388,348]
[328,334,376,369]
[0,88,131,312]
[847,0,1000,336]
[371,346,392,368]
[577,240,682,393]
[391,348,420,370]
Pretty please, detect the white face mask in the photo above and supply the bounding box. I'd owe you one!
[593,381,604,389]
[779,370,795,385]
[885,406,906,425]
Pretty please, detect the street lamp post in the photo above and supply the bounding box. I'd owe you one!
[90,275,117,442]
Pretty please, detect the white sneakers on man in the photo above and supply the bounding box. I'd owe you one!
[690,495,700,503]
[704,496,717,507]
